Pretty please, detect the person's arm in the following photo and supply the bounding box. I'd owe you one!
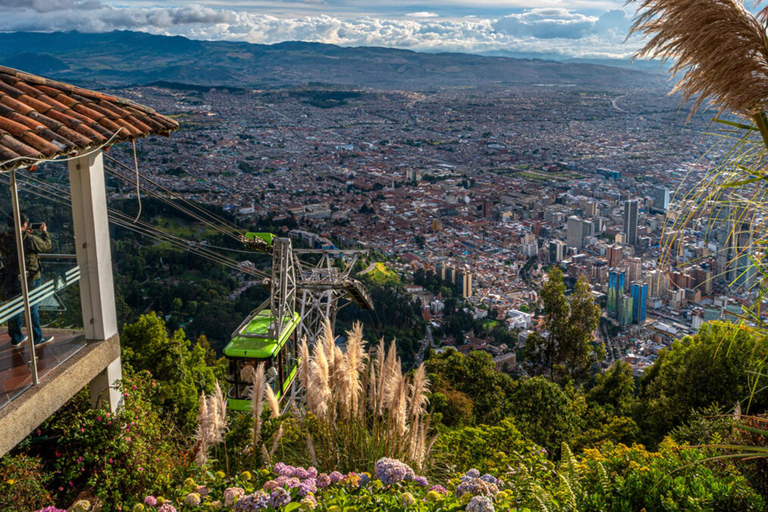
[28,230,52,253]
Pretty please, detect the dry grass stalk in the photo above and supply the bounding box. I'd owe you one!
[250,363,266,449]
[194,392,211,466]
[409,364,430,420]
[628,0,768,141]
[265,384,281,419]
[308,336,331,421]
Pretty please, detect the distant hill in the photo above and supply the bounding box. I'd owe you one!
[0,31,661,90]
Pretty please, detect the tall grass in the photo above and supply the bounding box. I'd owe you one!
[298,320,434,474]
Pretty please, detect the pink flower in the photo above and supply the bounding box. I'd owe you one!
[80,428,85,432]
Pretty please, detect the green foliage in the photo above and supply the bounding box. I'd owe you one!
[426,349,515,426]
[529,271,602,383]
[121,313,222,432]
[637,322,768,445]
[508,377,579,457]
[433,418,550,476]
[588,361,636,417]
[0,454,51,512]
[33,371,188,510]
[572,441,765,511]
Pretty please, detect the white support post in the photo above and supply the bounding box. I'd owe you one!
[68,150,122,411]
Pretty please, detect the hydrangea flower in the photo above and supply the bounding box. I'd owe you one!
[223,487,246,507]
[298,479,317,496]
[357,472,371,485]
[209,502,223,511]
[34,508,67,512]
[184,493,201,506]
[307,467,318,479]
[195,485,210,497]
[345,472,362,488]
[329,471,345,484]
[466,469,480,478]
[269,488,291,509]
[158,504,177,512]
[294,467,310,480]
[466,496,495,512]
[401,492,416,507]
[132,505,145,512]
[456,478,498,498]
[234,491,269,512]
[413,476,429,487]
[240,471,253,481]
[299,493,318,510]
[316,473,331,488]
[375,457,411,485]
[429,485,449,495]
[144,496,158,507]
[480,474,497,484]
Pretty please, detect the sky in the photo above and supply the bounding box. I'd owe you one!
[0,0,647,60]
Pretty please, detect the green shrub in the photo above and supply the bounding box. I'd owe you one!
[0,453,51,512]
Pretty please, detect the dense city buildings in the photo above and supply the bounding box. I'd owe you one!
[64,80,759,376]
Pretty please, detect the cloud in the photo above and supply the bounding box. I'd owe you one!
[406,12,439,18]
[0,0,101,12]
[0,3,641,59]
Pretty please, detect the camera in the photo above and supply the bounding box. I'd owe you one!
[29,223,43,230]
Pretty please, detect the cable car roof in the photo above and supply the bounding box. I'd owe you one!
[224,309,300,359]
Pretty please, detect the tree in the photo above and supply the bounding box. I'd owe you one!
[636,322,768,444]
[563,276,603,381]
[508,377,578,457]
[587,360,636,417]
[539,267,569,378]
[531,270,602,383]
[121,313,221,431]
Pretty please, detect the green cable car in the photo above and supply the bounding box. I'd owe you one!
[224,307,302,411]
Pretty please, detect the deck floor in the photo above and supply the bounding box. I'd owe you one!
[0,330,86,410]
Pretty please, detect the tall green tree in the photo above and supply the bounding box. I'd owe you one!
[121,312,221,431]
[587,360,636,416]
[527,270,602,383]
[636,322,768,444]
[563,276,603,381]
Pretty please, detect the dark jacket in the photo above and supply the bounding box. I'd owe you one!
[0,230,52,281]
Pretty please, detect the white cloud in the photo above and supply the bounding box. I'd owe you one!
[406,11,439,18]
[0,4,641,59]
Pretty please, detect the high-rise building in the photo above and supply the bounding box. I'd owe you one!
[608,268,626,318]
[549,240,566,263]
[584,201,597,217]
[431,219,441,232]
[623,199,639,246]
[631,281,648,324]
[607,244,623,268]
[456,271,473,298]
[647,269,669,298]
[620,295,634,326]
[654,187,670,211]
[567,215,583,251]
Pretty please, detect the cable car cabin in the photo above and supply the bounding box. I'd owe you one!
[224,309,301,411]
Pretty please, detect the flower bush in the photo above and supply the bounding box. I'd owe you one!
[0,453,52,512]
[30,370,189,510]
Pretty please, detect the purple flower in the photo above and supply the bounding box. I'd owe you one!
[196,485,210,497]
[374,457,414,486]
[269,488,291,509]
[466,469,480,478]
[329,471,344,484]
[144,497,158,507]
[466,496,495,512]
[34,508,67,512]
[480,474,497,485]
[294,467,310,480]
[429,485,449,495]
[273,462,287,475]
[234,491,269,512]
[413,475,429,487]
[357,472,370,485]
[298,479,317,496]
[457,478,499,498]
[316,474,331,488]
[158,504,177,512]
[307,467,318,479]
[223,487,245,507]
[263,480,279,492]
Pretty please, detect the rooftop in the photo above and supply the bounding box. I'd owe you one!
[0,66,178,171]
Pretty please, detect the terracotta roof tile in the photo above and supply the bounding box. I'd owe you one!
[0,65,178,171]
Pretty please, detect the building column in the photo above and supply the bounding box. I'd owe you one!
[68,150,123,412]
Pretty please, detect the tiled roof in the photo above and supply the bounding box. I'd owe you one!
[0,66,178,171]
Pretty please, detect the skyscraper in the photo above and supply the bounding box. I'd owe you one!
[631,281,648,324]
[549,240,566,263]
[608,268,626,318]
[567,215,583,251]
[654,187,670,211]
[607,244,623,268]
[623,199,639,246]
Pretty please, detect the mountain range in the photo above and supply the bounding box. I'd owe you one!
[0,30,662,91]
